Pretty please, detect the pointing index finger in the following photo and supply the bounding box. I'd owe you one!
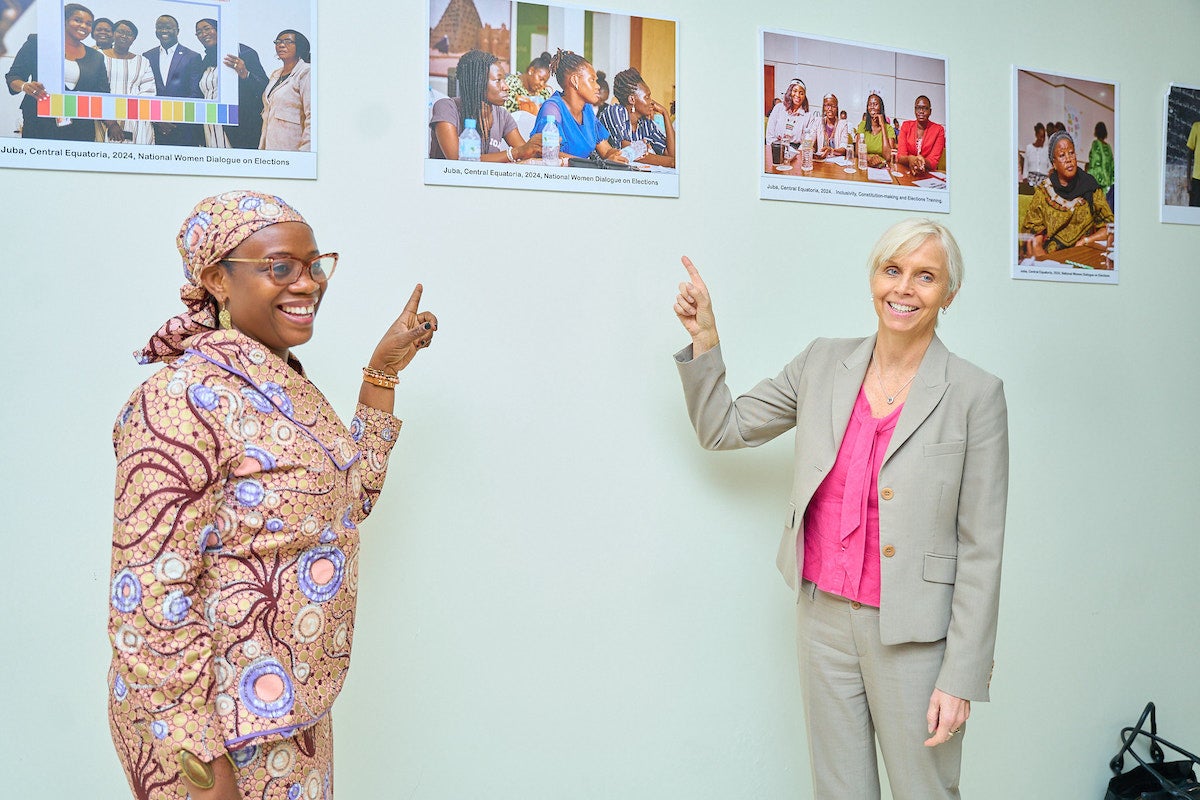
[403,283,423,316]
[680,256,705,287]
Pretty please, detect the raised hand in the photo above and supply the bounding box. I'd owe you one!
[674,256,718,356]
[368,283,438,375]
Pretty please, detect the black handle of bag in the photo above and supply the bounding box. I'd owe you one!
[1110,725,1200,799]
[1111,702,1166,775]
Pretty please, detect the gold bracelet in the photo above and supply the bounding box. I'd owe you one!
[362,366,398,389]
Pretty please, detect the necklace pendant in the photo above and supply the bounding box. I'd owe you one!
[886,396,895,404]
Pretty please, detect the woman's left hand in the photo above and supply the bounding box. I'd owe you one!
[924,688,970,747]
[367,284,437,375]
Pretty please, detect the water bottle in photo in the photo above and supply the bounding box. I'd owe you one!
[460,118,481,161]
[542,116,560,165]
[857,133,868,170]
[619,139,648,162]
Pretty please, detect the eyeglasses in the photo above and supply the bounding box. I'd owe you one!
[274,38,296,45]
[222,253,338,286]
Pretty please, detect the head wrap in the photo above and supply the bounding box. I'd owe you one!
[135,190,308,364]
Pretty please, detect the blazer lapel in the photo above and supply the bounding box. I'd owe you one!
[830,336,875,455]
[883,335,950,465]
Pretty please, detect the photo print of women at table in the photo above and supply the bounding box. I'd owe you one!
[760,30,949,211]
[599,67,675,168]
[1013,67,1117,280]
[1020,129,1114,258]
[765,78,816,146]
[4,3,123,141]
[897,95,945,175]
[260,29,311,151]
[429,48,541,161]
[530,49,626,163]
[855,92,895,168]
[424,1,677,197]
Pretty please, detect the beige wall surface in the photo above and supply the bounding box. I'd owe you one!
[2,1,1198,798]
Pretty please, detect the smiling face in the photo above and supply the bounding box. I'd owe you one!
[92,20,114,48]
[914,96,931,124]
[786,83,805,110]
[205,222,326,361]
[66,9,93,44]
[867,94,882,120]
[195,20,218,49]
[485,63,508,106]
[822,95,838,122]
[1051,137,1077,180]
[154,16,178,48]
[871,236,954,341]
[112,22,136,54]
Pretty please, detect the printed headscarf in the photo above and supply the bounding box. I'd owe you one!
[135,190,307,364]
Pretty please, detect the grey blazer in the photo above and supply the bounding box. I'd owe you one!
[675,335,1008,701]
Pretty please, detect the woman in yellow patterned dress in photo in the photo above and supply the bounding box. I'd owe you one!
[108,190,437,799]
[1021,130,1114,259]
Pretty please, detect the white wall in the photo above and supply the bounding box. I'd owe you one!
[2,1,1199,798]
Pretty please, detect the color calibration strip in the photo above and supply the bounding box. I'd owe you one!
[37,94,239,125]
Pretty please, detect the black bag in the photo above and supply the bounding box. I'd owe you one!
[1106,702,1200,800]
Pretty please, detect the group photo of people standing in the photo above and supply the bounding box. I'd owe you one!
[1,0,313,151]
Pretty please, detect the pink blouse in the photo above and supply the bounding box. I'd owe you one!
[800,388,901,606]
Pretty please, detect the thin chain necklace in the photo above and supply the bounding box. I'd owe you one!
[873,353,917,404]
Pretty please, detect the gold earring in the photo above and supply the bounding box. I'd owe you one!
[218,301,232,330]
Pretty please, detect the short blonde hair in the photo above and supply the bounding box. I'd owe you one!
[867,218,963,297]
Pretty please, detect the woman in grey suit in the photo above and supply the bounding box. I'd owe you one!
[673,218,1008,800]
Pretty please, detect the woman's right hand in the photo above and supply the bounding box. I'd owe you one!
[515,133,542,160]
[674,256,718,356]
[20,80,47,100]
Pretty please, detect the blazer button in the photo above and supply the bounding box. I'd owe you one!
[882,545,896,558]
[880,487,894,500]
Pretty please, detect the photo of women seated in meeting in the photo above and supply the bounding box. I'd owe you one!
[598,67,675,168]
[429,49,542,162]
[530,49,627,163]
[1020,129,1114,259]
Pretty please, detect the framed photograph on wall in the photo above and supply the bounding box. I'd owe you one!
[1012,67,1118,285]
[0,0,318,178]
[760,29,949,212]
[424,0,678,197]
[1161,83,1200,225]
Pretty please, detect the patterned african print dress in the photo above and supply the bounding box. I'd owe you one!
[108,329,399,799]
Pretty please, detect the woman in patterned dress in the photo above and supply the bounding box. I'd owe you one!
[104,19,154,144]
[108,191,438,799]
[1021,130,1114,259]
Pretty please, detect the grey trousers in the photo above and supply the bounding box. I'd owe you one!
[796,581,964,800]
